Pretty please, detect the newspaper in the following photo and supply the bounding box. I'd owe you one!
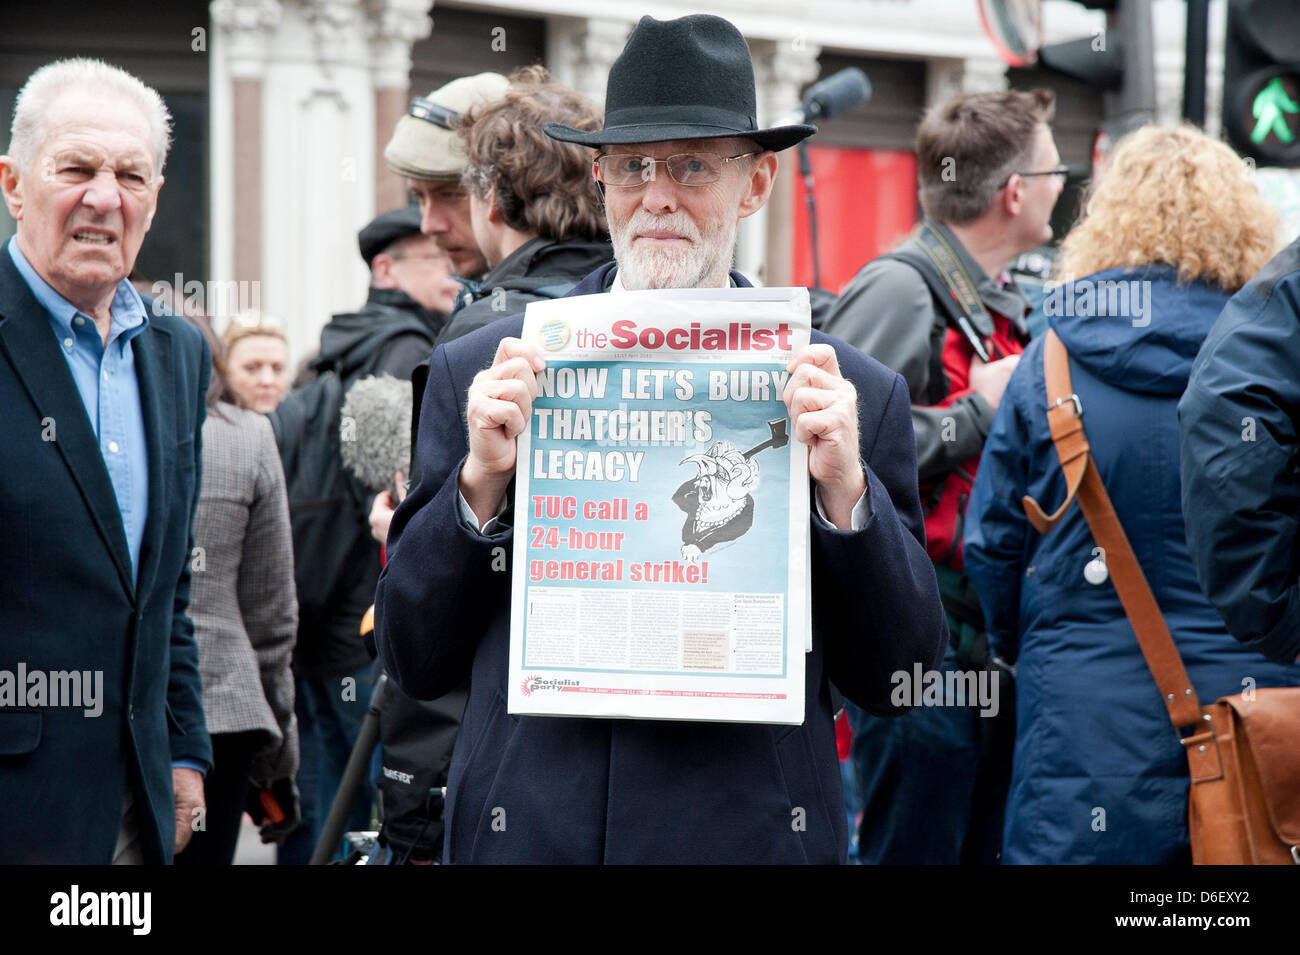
[507,287,811,724]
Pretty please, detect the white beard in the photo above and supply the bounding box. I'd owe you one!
[610,209,738,290]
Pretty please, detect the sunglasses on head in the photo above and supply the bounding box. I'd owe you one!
[407,97,461,131]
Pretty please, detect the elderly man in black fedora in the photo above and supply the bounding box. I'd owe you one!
[375,14,945,864]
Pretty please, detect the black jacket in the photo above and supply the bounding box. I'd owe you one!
[312,287,447,382]
[408,236,612,486]
[375,262,947,864]
[278,288,445,676]
[374,248,611,856]
[434,236,612,346]
[0,254,211,863]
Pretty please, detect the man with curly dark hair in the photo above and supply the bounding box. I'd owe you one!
[433,66,612,345]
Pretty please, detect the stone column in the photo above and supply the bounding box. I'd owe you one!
[368,0,432,213]
[545,17,630,107]
[752,37,821,288]
[928,54,1008,110]
[210,0,282,294]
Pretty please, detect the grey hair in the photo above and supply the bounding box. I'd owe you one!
[7,58,172,175]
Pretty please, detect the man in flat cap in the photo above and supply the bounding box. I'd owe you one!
[384,72,509,284]
[380,74,507,483]
[271,206,458,863]
[376,15,946,864]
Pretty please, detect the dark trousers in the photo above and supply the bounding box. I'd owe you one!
[849,650,1012,865]
[277,662,376,864]
[175,730,262,866]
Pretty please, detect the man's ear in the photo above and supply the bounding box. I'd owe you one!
[1002,173,1024,217]
[370,253,395,288]
[0,156,24,220]
[145,173,164,228]
[485,186,505,225]
[737,151,777,220]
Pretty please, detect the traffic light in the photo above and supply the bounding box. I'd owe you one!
[1223,0,1300,167]
[1033,0,1157,136]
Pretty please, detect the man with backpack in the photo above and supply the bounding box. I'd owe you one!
[270,207,458,864]
[821,88,1064,863]
[315,207,461,381]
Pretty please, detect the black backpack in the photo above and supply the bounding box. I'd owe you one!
[376,681,468,860]
[268,371,379,661]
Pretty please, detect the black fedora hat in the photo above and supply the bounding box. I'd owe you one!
[544,15,814,152]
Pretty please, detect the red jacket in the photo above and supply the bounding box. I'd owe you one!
[920,311,1027,568]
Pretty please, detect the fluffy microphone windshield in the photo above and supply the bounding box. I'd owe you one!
[339,374,412,493]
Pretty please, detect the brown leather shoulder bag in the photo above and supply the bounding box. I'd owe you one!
[1022,329,1300,864]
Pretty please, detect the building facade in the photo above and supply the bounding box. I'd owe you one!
[0,0,1260,364]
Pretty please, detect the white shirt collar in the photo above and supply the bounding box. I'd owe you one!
[609,268,736,293]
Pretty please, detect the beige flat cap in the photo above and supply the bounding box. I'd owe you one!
[383,72,511,181]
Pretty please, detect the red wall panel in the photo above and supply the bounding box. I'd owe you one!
[791,146,918,294]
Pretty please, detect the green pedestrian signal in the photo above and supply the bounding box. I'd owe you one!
[1223,0,1300,166]
[1251,76,1298,146]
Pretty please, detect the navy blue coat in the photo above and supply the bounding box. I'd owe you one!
[375,263,946,864]
[0,252,212,864]
[964,265,1300,864]
[1179,238,1300,665]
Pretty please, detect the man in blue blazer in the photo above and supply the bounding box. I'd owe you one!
[375,16,947,863]
[0,59,212,863]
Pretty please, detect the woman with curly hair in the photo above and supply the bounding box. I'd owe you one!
[962,125,1300,863]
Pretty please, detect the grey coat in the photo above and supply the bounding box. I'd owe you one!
[821,229,1026,481]
[190,403,299,782]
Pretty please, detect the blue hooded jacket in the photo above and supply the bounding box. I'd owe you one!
[964,264,1300,864]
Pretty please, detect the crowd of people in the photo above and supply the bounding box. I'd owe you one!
[0,12,1296,866]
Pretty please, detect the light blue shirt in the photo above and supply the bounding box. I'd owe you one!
[8,237,151,584]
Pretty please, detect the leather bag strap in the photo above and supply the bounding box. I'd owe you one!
[1022,330,1204,730]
